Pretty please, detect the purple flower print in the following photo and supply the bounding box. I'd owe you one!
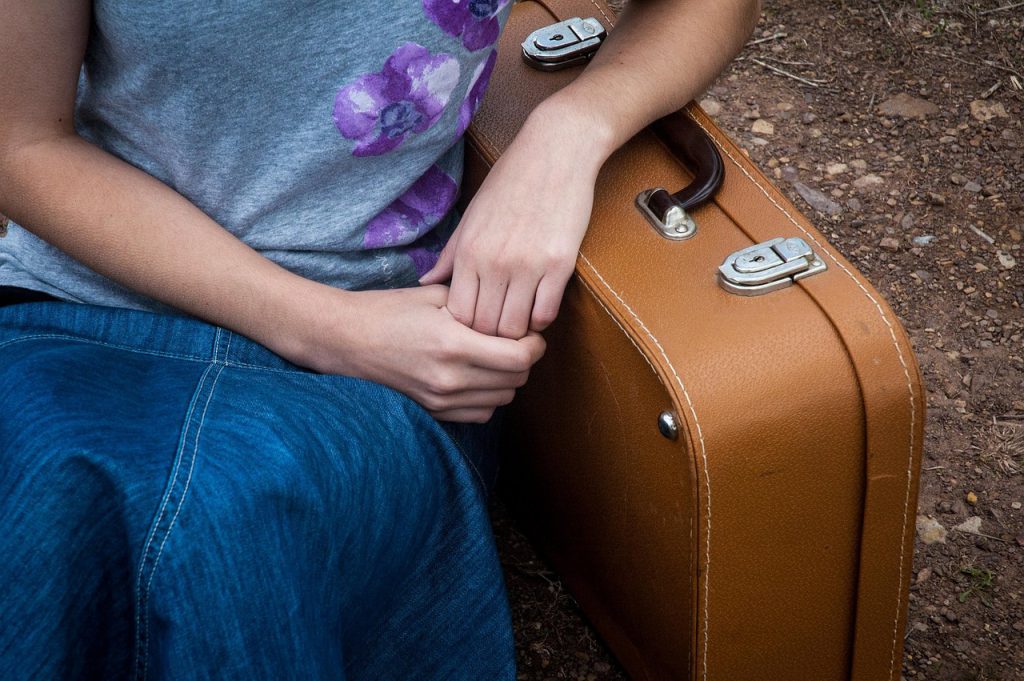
[423,0,511,51]
[364,165,458,249]
[456,49,497,138]
[333,44,461,157]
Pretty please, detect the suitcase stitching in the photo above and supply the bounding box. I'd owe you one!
[579,252,712,681]
[686,113,917,681]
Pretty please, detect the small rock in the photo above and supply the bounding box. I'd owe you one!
[699,98,723,117]
[880,237,901,252]
[1012,502,1022,510]
[969,99,1009,122]
[846,198,863,211]
[850,159,868,172]
[781,166,800,182]
[966,491,978,505]
[792,182,843,215]
[927,192,946,206]
[826,162,848,176]
[943,609,959,623]
[916,515,948,545]
[912,235,937,246]
[878,93,940,119]
[949,173,968,186]
[954,516,982,533]
[997,251,1017,270]
[973,263,989,273]
[751,119,775,136]
[916,567,932,584]
[854,174,884,189]
[963,181,983,193]
[901,214,915,230]
[801,112,817,124]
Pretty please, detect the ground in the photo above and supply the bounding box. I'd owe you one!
[493,1,1023,679]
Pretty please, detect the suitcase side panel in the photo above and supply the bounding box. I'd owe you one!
[503,275,699,681]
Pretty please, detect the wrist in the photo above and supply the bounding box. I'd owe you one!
[524,89,619,173]
[247,274,360,372]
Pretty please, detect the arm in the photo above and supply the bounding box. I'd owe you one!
[420,0,761,338]
[0,0,544,423]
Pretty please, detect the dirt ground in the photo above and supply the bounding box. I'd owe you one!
[493,1,1023,679]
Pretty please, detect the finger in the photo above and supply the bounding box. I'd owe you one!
[530,269,573,332]
[418,238,457,285]
[430,407,497,424]
[471,276,509,336]
[458,327,542,373]
[446,263,479,328]
[496,276,538,340]
[429,367,530,395]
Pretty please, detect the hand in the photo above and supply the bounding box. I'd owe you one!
[418,100,610,339]
[281,284,546,423]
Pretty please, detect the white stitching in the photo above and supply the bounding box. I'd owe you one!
[577,278,663,382]
[686,112,917,680]
[577,252,713,681]
[140,364,226,681]
[0,333,206,362]
[131,362,215,678]
[587,0,615,27]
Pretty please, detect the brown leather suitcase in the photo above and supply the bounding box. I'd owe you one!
[461,1,926,680]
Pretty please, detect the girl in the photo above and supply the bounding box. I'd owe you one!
[0,0,759,678]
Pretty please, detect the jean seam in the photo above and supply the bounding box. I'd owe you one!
[132,362,224,680]
[0,334,208,363]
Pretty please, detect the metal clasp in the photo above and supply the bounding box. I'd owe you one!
[719,237,827,296]
[522,17,606,71]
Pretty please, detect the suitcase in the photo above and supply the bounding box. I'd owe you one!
[461,1,926,679]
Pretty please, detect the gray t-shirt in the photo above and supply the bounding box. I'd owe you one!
[0,0,510,312]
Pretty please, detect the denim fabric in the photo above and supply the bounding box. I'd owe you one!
[0,301,514,680]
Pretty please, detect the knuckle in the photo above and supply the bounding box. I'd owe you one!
[431,370,461,395]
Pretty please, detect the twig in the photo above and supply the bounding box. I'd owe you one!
[969,224,996,245]
[877,3,896,33]
[749,58,831,88]
[923,465,946,471]
[954,528,1009,543]
[981,81,1003,99]
[747,32,787,46]
[979,2,1024,15]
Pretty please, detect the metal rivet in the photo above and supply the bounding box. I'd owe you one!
[658,411,679,441]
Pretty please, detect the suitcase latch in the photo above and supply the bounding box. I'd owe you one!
[718,237,827,296]
[522,17,606,71]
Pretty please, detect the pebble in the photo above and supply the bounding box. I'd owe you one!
[927,192,946,206]
[699,98,723,117]
[916,515,947,544]
[846,198,863,211]
[850,159,868,172]
[880,237,901,252]
[826,162,848,175]
[901,214,915,230]
[752,119,775,136]
[853,174,884,189]
[1012,502,1022,510]
[954,516,982,533]
[912,235,937,246]
[997,251,1017,270]
[916,567,932,584]
[793,182,843,215]
[949,173,968,186]
[969,99,1009,122]
[966,491,978,505]
[781,166,800,182]
[878,93,940,119]
[963,181,983,193]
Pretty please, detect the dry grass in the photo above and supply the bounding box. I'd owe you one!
[973,420,1024,475]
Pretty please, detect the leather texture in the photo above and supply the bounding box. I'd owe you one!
[466,2,925,679]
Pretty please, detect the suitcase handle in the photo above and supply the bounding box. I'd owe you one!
[649,110,725,215]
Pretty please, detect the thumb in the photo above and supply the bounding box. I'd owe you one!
[418,236,458,285]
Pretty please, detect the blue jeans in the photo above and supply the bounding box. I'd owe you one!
[0,301,515,680]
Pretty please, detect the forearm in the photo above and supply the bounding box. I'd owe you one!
[531,0,760,163]
[0,133,332,360]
